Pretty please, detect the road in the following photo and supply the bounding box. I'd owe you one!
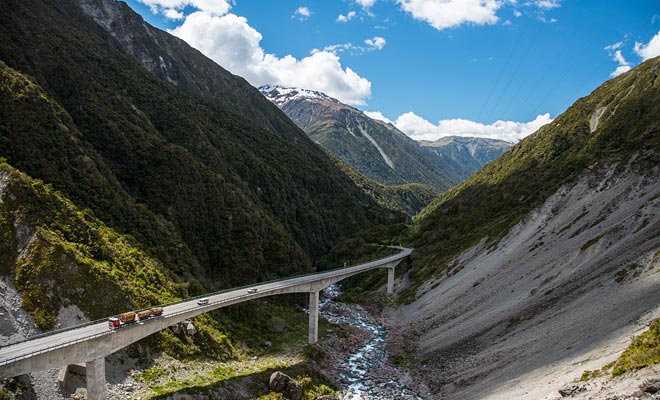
[0,246,411,370]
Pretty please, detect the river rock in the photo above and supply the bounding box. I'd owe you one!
[269,371,302,400]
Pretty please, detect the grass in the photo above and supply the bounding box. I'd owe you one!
[557,209,589,235]
[507,316,521,328]
[579,363,612,381]
[580,233,606,251]
[134,347,336,399]
[580,318,660,381]
[612,318,660,376]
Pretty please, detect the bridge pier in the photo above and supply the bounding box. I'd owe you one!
[86,357,106,400]
[387,267,395,294]
[308,290,319,344]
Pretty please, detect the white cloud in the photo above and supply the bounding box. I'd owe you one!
[604,41,624,51]
[513,9,522,17]
[337,10,357,22]
[535,0,560,10]
[610,64,632,78]
[171,12,371,105]
[322,42,357,53]
[293,6,312,21]
[364,111,393,124]
[393,112,553,143]
[356,0,376,8]
[364,36,386,50]
[322,37,386,54]
[163,8,184,20]
[605,41,632,78]
[397,0,503,30]
[137,0,231,16]
[634,30,660,61]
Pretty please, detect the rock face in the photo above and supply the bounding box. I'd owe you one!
[269,371,303,400]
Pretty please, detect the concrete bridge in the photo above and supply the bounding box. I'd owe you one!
[0,247,411,399]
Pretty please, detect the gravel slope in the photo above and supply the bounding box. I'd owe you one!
[391,154,660,399]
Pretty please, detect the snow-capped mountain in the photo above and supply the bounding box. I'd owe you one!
[259,85,341,108]
[420,136,513,178]
[259,85,463,192]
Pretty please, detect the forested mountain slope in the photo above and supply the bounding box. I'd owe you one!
[0,0,399,293]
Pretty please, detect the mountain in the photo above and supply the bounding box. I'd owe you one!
[391,57,660,398]
[78,0,299,138]
[419,136,513,180]
[0,0,400,296]
[259,85,463,192]
[329,153,438,216]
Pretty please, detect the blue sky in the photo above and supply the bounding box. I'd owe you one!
[125,0,660,142]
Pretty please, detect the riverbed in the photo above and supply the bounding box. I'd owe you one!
[319,285,423,400]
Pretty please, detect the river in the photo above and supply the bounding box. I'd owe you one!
[318,285,423,400]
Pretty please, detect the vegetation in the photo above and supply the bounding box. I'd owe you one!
[579,363,612,381]
[147,358,335,399]
[557,208,589,235]
[612,318,660,376]
[507,316,521,328]
[579,318,660,381]
[580,233,606,251]
[0,0,404,389]
[0,160,241,356]
[0,0,400,296]
[330,151,438,216]
[408,56,660,300]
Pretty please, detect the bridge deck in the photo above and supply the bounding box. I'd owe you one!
[0,247,411,377]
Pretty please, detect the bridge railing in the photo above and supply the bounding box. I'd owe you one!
[0,247,410,367]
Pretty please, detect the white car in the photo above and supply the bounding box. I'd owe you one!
[197,298,209,305]
[247,288,258,294]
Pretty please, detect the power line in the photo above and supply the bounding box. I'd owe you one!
[530,22,609,118]
[511,24,581,120]
[485,22,544,122]
[476,16,531,123]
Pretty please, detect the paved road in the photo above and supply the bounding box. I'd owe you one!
[0,246,411,368]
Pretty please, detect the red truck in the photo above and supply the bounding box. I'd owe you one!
[108,307,164,329]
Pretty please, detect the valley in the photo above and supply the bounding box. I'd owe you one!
[0,0,659,399]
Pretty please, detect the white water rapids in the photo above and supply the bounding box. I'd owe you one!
[319,285,423,400]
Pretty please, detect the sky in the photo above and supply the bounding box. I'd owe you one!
[124,0,660,143]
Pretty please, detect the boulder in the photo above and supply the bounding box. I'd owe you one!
[269,371,302,400]
[558,383,586,397]
[640,378,660,394]
[185,321,197,336]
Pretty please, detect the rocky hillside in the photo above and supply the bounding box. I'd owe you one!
[419,136,512,180]
[0,0,400,293]
[260,85,463,192]
[389,56,660,398]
